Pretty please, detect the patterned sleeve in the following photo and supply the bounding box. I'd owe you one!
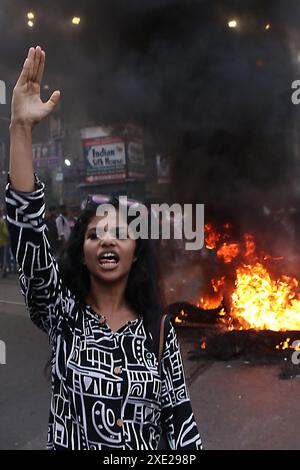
[161,320,202,450]
[5,174,75,339]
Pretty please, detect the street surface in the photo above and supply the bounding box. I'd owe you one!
[1,275,300,450]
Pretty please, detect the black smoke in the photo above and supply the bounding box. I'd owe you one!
[0,0,299,215]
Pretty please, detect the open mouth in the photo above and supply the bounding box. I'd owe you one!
[97,251,120,267]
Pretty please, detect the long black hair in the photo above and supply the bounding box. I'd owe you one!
[57,196,164,329]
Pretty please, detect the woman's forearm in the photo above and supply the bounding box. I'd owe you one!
[9,121,35,192]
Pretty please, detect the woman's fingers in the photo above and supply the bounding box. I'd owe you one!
[32,46,42,82]
[36,49,45,85]
[27,47,35,81]
[15,46,44,89]
[15,46,32,87]
[44,90,61,115]
[15,57,30,87]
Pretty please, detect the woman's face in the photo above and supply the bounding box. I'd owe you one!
[83,209,137,284]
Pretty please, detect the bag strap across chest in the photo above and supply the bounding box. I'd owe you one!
[147,314,170,370]
[158,314,168,365]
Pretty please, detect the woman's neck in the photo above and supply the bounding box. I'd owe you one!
[86,276,129,318]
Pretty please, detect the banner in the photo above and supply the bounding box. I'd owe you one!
[127,138,145,179]
[82,136,126,183]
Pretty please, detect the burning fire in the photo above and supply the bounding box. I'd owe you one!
[276,338,291,350]
[231,263,300,331]
[217,242,239,264]
[198,224,300,334]
[204,223,221,249]
[175,309,188,324]
[199,276,226,309]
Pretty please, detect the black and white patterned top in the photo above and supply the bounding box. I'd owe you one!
[5,175,202,450]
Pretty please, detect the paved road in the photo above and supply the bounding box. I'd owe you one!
[0,275,50,450]
[181,327,300,450]
[1,276,300,450]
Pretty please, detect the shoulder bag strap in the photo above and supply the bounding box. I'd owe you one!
[158,314,169,372]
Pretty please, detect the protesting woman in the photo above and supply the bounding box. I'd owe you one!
[6,45,202,450]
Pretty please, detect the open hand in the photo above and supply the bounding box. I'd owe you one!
[11,46,60,128]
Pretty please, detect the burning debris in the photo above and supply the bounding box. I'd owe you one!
[168,222,300,378]
[173,222,300,333]
[185,327,300,380]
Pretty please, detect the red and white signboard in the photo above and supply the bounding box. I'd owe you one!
[82,135,126,183]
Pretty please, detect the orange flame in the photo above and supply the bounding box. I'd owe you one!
[205,223,221,250]
[198,223,300,333]
[231,263,300,331]
[217,243,240,263]
[198,276,226,309]
[199,294,223,310]
[276,338,291,350]
[244,233,256,257]
[175,309,188,324]
[212,276,226,292]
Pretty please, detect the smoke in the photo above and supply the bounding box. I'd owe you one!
[0,0,299,217]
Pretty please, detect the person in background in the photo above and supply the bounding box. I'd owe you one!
[67,208,77,231]
[56,203,71,249]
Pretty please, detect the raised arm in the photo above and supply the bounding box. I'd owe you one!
[6,47,73,339]
[9,46,60,191]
